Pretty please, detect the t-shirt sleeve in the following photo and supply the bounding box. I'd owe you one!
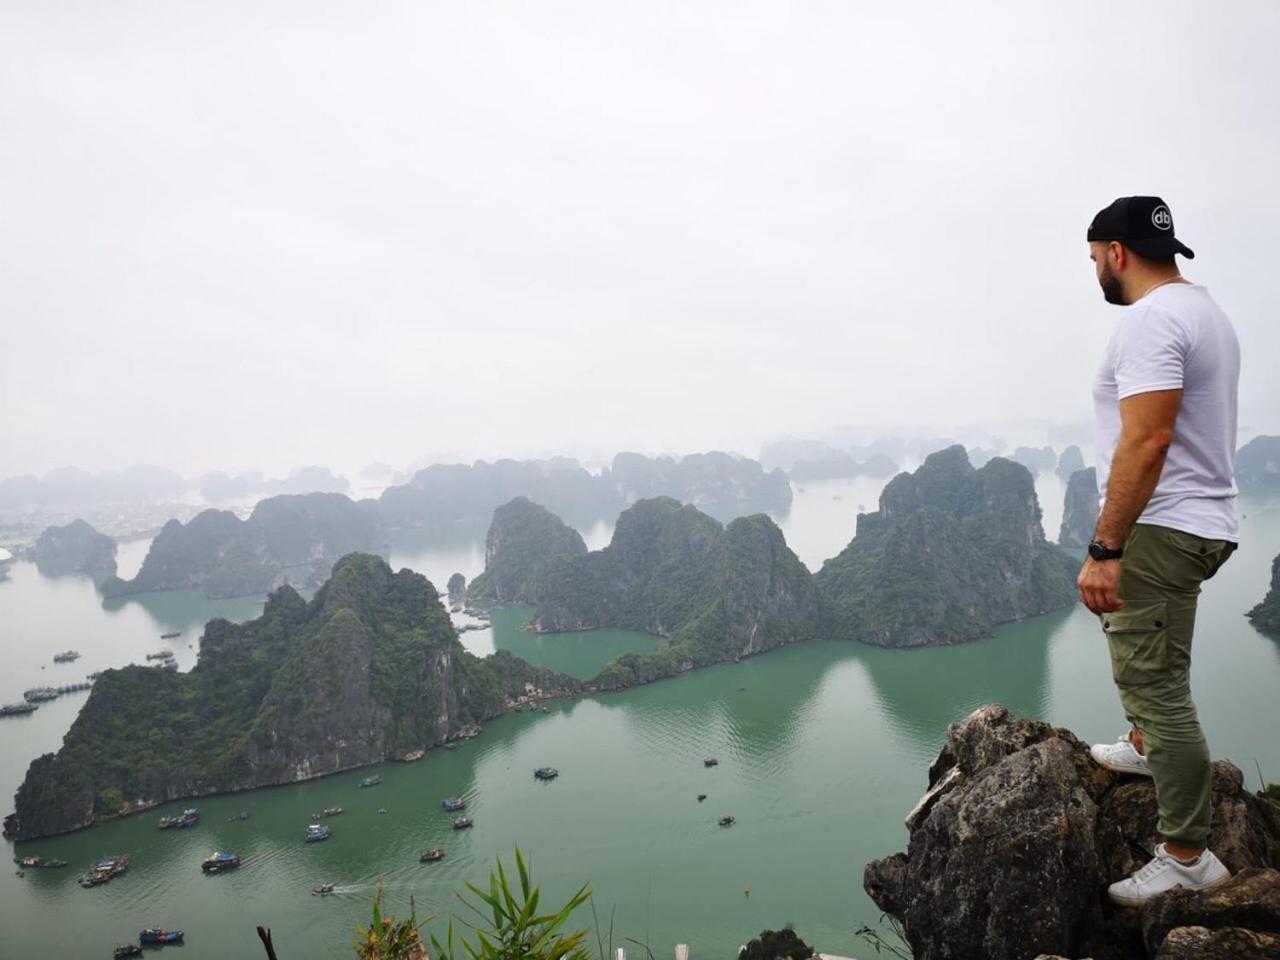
[1111,305,1189,400]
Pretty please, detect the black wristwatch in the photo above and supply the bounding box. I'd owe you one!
[1087,540,1124,561]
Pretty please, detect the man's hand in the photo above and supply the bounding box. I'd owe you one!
[1078,557,1123,615]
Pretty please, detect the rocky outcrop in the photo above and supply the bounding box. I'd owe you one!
[31,519,117,582]
[1060,467,1100,547]
[531,497,723,636]
[467,497,588,603]
[6,554,580,840]
[1248,553,1280,636]
[510,497,818,688]
[101,492,388,599]
[816,447,1077,647]
[1057,444,1087,481]
[864,705,1280,960]
[591,512,820,689]
[447,572,466,600]
[1237,436,1280,493]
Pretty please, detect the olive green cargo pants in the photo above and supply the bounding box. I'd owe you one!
[1101,523,1235,847]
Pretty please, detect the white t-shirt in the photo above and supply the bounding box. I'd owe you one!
[1092,282,1240,543]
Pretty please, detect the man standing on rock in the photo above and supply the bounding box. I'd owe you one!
[1077,196,1240,906]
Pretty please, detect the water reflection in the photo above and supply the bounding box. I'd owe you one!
[852,609,1068,758]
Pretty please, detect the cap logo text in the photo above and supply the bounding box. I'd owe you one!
[1151,205,1173,231]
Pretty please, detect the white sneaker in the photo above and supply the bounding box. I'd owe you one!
[1108,844,1231,907]
[1090,734,1152,777]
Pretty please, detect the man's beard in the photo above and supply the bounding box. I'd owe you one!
[1098,264,1127,305]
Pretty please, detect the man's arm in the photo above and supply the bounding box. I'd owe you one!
[1077,388,1181,614]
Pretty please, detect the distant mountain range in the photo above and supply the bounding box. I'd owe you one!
[89,452,793,600]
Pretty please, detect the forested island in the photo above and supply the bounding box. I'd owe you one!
[471,447,1076,666]
[100,492,387,599]
[1248,552,1280,635]
[31,518,118,582]
[467,497,588,603]
[6,554,579,841]
[1059,467,1099,547]
[814,446,1076,646]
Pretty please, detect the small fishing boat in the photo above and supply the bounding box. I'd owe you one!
[114,944,144,958]
[358,775,381,788]
[377,808,388,815]
[23,687,59,702]
[305,824,331,843]
[402,749,425,762]
[1,702,38,717]
[697,794,707,802]
[704,758,719,768]
[145,650,173,661]
[311,882,336,895]
[14,856,68,869]
[441,797,466,811]
[160,631,181,639]
[158,808,199,830]
[452,817,474,830]
[138,929,184,945]
[53,650,81,663]
[533,766,559,780]
[718,815,736,827]
[202,851,240,873]
[420,848,446,862]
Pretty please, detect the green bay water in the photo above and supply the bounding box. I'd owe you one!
[0,484,1277,959]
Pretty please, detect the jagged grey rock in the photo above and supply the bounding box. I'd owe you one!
[865,705,1280,960]
[1059,467,1100,547]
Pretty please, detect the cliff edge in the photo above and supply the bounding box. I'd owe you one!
[865,705,1280,960]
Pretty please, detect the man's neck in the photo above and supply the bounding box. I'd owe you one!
[1123,271,1185,305]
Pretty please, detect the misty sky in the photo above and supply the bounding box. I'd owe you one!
[2,1,1277,479]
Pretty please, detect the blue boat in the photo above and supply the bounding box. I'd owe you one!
[201,851,240,873]
[441,796,466,811]
[305,823,331,842]
[139,929,184,945]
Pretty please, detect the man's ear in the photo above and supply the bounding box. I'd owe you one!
[1110,241,1127,273]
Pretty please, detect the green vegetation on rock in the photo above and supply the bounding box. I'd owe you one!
[101,492,388,599]
[31,518,118,582]
[1058,467,1099,547]
[1247,553,1280,635]
[468,497,587,603]
[815,446,1076,647]
[6,554,579,841]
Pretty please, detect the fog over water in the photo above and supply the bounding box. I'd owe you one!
[2,2,1278,479]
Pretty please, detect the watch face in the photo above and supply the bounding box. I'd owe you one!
[1088,542,1105,561]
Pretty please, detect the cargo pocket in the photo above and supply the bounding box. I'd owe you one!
[1103,600,1170,688]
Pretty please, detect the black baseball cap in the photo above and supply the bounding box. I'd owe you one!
[1087,196,1195,259]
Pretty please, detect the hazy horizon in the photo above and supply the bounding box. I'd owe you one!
[4,2,1278,479]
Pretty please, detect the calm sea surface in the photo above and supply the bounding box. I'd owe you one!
[1,479,1277,960]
